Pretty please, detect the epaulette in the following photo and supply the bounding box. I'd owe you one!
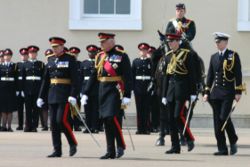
[115,48,126,54]
[46,53,55,58]
[165,50,173,56]
[180,48,190,53]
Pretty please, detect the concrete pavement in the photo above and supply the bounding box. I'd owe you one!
[0,127,250,167]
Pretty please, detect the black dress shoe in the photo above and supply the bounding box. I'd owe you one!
[135,131,142,135]
[42,126,49,131]
[116,147,124,158]
[31,128,37,132]
[69,145,77,156]
[47,152,62,158]
[214,151,228,156]
[165,148,180,154]
[83,129,89,133]
[74,127,82,131]
[100,153,116,159]
[187,141,195,152]
[91,129,99,134]
[230,144,238,155]
[7,128,13,132]
[16,126,23,130]
[1,127,8,132]
[155,138,165,146]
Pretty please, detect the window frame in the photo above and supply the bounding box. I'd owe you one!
[237,0,250,31]
[69,0,142,30]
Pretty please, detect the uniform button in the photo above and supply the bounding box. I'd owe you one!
[223,80,225,82]
[223,84,225,86]
[215,84,218,86]
[215,80,218,82]
[216,76,218,78]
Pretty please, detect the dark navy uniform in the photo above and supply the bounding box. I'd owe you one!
[17,48,28,130]
[23,59,44,131]
[84,33,132,159]
[81,55,99,133]
[38,37,78,157]
[162,34,196,153]
[205,47,242,155]
[132,44,152,134]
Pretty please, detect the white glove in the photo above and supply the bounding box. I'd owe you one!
[80,93,83,98]
[21,91,25,98]
[161,97,167,105]
[190,95,197,103]
[68,96,77,106]
[81,94,88,106]
[16,91,19,96]
[36,98,44,108]
[122,97,131,106]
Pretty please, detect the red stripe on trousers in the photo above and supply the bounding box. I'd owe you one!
[114,116,126,149]
[63,103,78,145]
[180,102,195,141]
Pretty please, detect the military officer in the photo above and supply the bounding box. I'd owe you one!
[132,43,152,135]
[203,32,243,156]
[80,44,99,133]
[69,47,82,131]
[81,33,133,159]
[37,37,78,157]
[165,3,196,49]
[16,48,29,130]
[0,49,17,132]
[161,33,196,154]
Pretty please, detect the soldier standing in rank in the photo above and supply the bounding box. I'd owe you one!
[132,43,152,135]
[203,32,243,156]
[161,33,196,154]
[22,46,44,132]
[166,3,196,49]
[81,33,132,159]
[0,50,5,129]
[37,37,78,157]
[69,47,82,131]
[80,44,100,134]
[16,48,29,130]
[147,46,160,133]
[0,49,17,132]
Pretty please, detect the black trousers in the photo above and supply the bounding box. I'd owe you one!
[49,103,77,152]
[84,95,99,130]
[104,116,125,154]
[24,94,40,129]
[168,100,195,149]
[158,96,170,138]
[209,99,238,152]
[17,95,25,128]
[150,94,160,130]
[135,94,151,132]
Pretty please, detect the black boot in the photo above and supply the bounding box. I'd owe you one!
[116,147,124,158]
[155,137,165,146]
[69,145,77,156]
[165,147,180,154]
[187,141,195,152]
[47,151,62,158]
[100,152,116,159]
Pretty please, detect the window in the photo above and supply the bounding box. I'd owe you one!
[69,0,142,30]
[237,0,250,31]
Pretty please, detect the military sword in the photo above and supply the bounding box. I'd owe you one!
[182,100,194,136]
[221,101,238,132]
[123,114,135,151]
[71,104,101,148]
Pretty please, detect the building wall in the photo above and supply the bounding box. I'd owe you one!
[0,0,249,115]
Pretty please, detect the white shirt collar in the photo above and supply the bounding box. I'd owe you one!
[219,48,227,55]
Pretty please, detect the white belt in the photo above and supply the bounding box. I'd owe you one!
[18,76,23,80]
[26,76,41,80]
[84,76,90,80]
[135,76,151,80]
[1,77,14,81]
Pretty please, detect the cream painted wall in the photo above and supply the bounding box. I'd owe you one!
[0,0,249,115]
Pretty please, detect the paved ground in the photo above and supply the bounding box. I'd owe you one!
[0,127,250,167]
